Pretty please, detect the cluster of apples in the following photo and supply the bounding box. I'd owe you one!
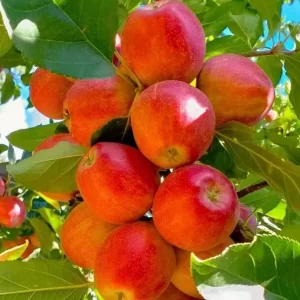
[11,0,273,298]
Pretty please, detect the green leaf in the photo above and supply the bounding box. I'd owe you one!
[229,11,262,46]
[192,235,300,300]
[240,188,282,215]
[7,142,86,193]
[0,240,29,262]
[182,0,208,14]
[1,73,14,104]
[7,122,62,152]
[0,259,92,299]
[216,122,300,216]
[248,0,282,38]
[120,0,141,11]
[279,225,300,243]
[0,12,12,57]
[1,0,118,79]
[0,46,24,68]
[237,173,263,191]
[257,56,283,87]
[0,144,8,154]
[205,36,251,60]
[38,207,64,234]
[284,53,300,118]
[29,218,55,252]
[7,144,16,165]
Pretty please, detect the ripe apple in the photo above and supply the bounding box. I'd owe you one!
[30,68,74,120]
[240,204,257,234]
[63,74,136,146]
[94,221,176,300]
[0,177,5,197]
[153,164,240,252]
[34,133,80,202]
[158,283,199,300]
[172,237,233,298]
[131,80,215,169]
[197,54,275,126]
[121,0,205,86]
[265,109,278,122]
[76,142,160,224]
[0,196,27,228]
[60,202,117,269]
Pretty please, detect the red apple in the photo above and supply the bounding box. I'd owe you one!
[0,196,27,228]
[197,54,275,126]
[121,0,205,86]
[265,109,278,123]
[76,142,160,224]
[94,221,176,300]
[240,204,257,234]
[158,283,199,300]
[153,164,240,252]
[131,80,215,169]
[0,177,5,197]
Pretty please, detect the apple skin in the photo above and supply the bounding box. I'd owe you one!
[172,237,233,298]
[158,283,199,300]
[265,109,278,123]
[30,68,74,120]
[131,80,216,169]
[240,204,257,234]
[34,133,80,202]
[153,164,240,252]
[63,74,136,147]
[60,202,117,269]
[76,142,160,224]
[121,0,205,86]
[0,196,27,228]
[94,221,176,300]
[197,54,275,126]
[0,177,5,197]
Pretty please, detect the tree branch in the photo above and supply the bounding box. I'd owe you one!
[237,181,269,198]
[242,48,299,57]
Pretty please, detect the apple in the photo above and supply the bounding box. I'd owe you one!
[131,80,215,169]
[121,0,205,86]
[34,133,80,202]
[265,109,278,122]
[30,68,74,120]
[76,142,160,224]
[63,74,136,147]
[94,221,176,300]
[60,202,117,269]
[153,164,240,252]
[158,283,199,300]
[1,236,36,259]
[172,237,233,298]
[197,54,275,126]
[0,196,27,228]
[240,204,257,234]
[0,177,5,197]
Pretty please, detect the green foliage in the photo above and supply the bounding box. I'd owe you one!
[257,56,283,87]
[0,13,12,58]
[0,260,92,299]
[0,240,29,261]
[7,142,87,193]
[192,235,300,300]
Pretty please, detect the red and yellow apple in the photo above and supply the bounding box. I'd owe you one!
[197,54,275,126]
[63,74,136,146]
[30,68,74,120]
[60,202,117,269]
[94,221,176,300]
[172,237,233,298]
[131,80,215,169]
[121,0,205,86]
[158,283,199,300]
[76,142,160,224]
[0,196,26,228]
[265,109,278,122]
[153,164,240,252]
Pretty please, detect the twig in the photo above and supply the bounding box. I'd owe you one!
[242,48,299,57]
[237,181,269,198]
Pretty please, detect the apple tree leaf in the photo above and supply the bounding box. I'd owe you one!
[0,0,118,79]
[0,240,29,262]
[0,11,12,57]
[257,56,283,87]
[6,142,87,193]
[0,259,92,299]
[216,122,300,216]
[0,144,8,154]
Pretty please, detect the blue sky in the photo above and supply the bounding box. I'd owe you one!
[0,1,300,159]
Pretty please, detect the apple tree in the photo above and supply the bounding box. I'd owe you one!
[0,0,300,299]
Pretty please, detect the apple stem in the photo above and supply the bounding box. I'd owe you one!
[114,51,144,92]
